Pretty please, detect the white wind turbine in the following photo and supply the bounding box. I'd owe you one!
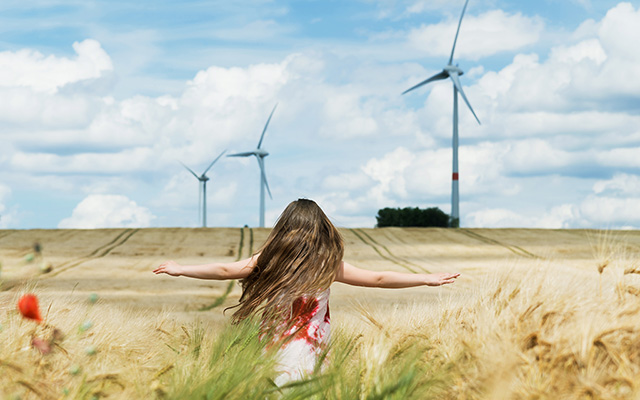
[402,0,481,227]
[180,149,226,228]
[227,104,277,228]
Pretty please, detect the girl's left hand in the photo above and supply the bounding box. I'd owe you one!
[425,272,460,286]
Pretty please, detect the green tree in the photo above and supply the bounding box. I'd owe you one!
[375,207,454,228]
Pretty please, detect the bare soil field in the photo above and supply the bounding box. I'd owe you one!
[2,227,637,325]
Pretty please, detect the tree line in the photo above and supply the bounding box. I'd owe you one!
[375,207,458,228]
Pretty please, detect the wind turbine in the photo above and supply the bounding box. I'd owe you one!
[227,104,277,228]
[402,0,481,227]
[181,149,226,228]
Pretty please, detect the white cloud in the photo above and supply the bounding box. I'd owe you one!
[322,171,374,192]
[0,39,112,94]
[467,173,640,229]
[363,147,415,200]
[10,147,156,174]
[469,3,640,115]
[407,10,544,60]
[466,208,532,228]
[466,204,582,229]
[58,194,155,229]
[596,147,640,168]
[593,173,640,196]
[502,139,576,174]
[320,91,379,138]
[578,195,640,227]
[598,2,640,62]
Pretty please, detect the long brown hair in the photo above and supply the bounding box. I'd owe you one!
[231,199,344,328]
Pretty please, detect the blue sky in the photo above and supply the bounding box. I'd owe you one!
[1,0,640,229]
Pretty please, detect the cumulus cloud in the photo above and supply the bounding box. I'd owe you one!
[407,10,544,60]
[0,39,113,94]
[469,3,640,114]
[593,173,640,196]
[580,173,640,227]
[466,208,533,228]
[465,204,584,229]
[466,173,640,229]
[58,194,155,229]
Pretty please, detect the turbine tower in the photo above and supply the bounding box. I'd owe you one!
[181,149,226,228]
[402,0,481,227]
[228,104,277,228]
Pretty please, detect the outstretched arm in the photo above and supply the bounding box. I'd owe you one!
[335,261,459,288]
[153,255,257,280]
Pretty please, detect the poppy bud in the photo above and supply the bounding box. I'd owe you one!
[18,294,43,323]
[32,337,52,354]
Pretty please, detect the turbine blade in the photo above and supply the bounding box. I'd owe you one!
[402,71,448,95]
[449,72,481,125]
[227,151,255,157]
[449,0,470,65]
[257,103,278,149]
[202,149,227,175]
[257,157,272,200]
[180,161,200,179]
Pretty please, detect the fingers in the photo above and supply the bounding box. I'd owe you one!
[439,272,460,285]
[153,261,173,274]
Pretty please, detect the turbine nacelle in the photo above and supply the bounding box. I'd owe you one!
[444,65,464,76]
[255,149,269,157]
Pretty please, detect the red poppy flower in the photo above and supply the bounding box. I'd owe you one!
[18,294,42,323]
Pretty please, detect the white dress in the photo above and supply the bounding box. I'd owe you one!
[270,289,331,385]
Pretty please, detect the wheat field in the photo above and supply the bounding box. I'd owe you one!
[1,227,640,399]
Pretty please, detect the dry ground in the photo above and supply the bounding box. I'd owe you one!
[2,227,638,328]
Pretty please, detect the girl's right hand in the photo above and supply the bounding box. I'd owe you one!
[153,260,183,277]
[424,272,460,286]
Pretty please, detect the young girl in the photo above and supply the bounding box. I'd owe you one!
[153,199,459,384]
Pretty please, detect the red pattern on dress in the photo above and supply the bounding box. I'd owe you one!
[269,289,331,385]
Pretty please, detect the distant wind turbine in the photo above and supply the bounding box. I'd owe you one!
[402,0,481,227]
[181,149,226,227]
[227,104,277,228]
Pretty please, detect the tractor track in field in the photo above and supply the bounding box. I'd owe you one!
[459,229,541,259]
[34,229,138,280]
[48,228,141,277]
[85,229,140,258]
[248,227,254,256]
[1,229,140,291]
[349,229,430,274]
